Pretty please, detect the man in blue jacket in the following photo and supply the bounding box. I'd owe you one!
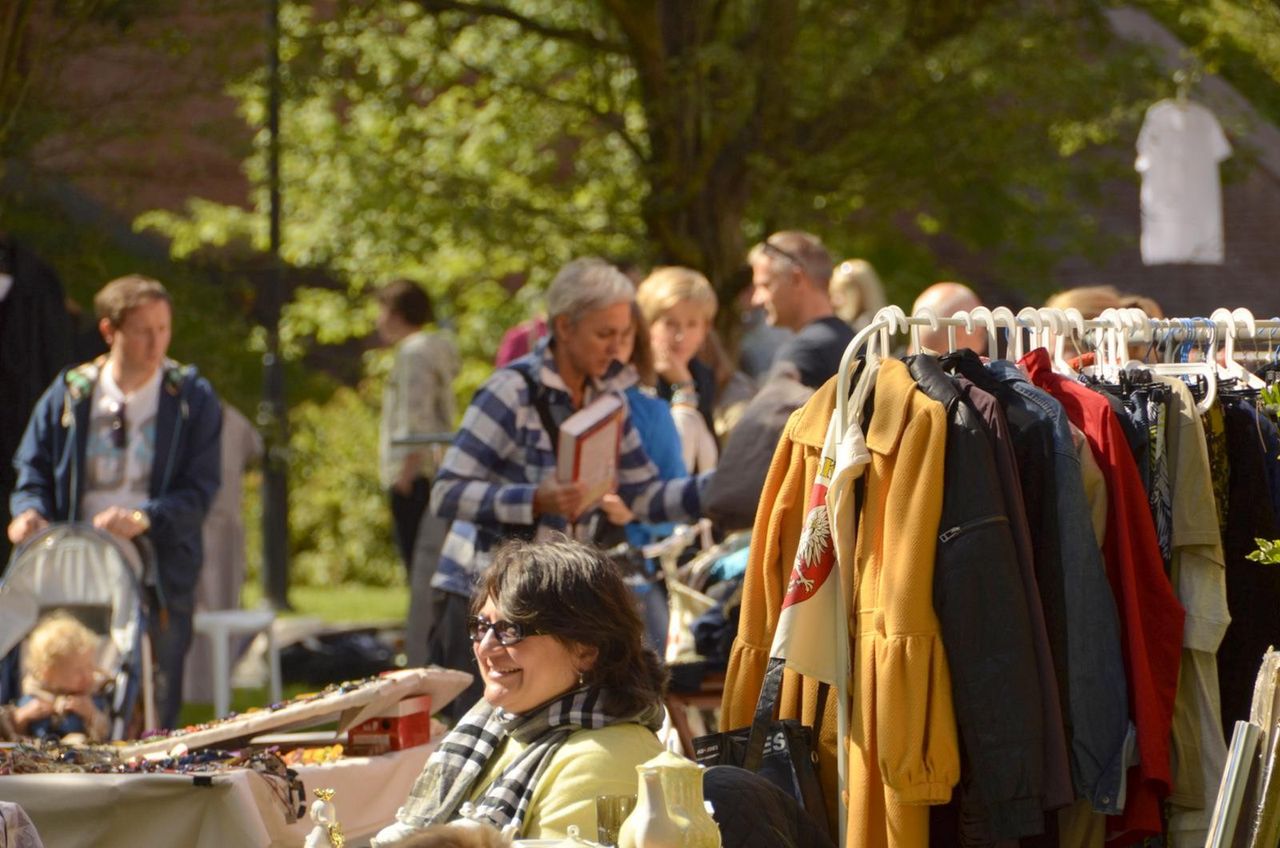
[8,274,222,729]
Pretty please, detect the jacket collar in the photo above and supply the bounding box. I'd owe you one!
[905,354,959,407]
[789,376,839,448]
[1019,347,1053,381]
[865,358,920,455]
[65,356,190,403]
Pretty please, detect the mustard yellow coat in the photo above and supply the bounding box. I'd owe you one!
[721,361,960,848]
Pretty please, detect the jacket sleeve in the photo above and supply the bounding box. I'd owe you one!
[720,412,807,730]
[877,403,961,804]
[144,379,222,539]
[931,410,1046,835]
[720,404,845,838]
[430,371,537,526]
[616,414,707,525]
[9,378,64,520]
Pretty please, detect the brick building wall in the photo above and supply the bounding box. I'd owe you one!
[1054,161,1280,321]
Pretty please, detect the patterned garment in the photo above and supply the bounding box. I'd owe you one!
[1122,384,1172,567]
[1147,386,1173,569]
[1201,401,1231,537]
[430,339,707,597]
[398,687,663,833]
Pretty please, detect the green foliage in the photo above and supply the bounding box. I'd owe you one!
[140,0,1175,336]
[141,0,645,400]
[1248,539,1280,566]
[734,1,1159,299]
[0,191,265,415]
[121,0,1280,590]
[285,383,404,588]
[1136,0,1280,129]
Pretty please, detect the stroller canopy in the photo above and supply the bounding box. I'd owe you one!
[0,523,146,681]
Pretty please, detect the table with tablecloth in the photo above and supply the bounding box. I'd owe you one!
[0,742,432,848]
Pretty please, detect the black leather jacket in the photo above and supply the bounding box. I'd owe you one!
[906,354,1046,841]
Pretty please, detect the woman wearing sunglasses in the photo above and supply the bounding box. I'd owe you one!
[378,538,667,844]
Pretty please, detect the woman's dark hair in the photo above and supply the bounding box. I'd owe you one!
[377,278,435,326]
[474,538,667,716]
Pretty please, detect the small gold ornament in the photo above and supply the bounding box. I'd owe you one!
[306,788,344,848]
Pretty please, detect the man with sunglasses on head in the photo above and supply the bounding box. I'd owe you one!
[704,232,854,530]
[9,274,222,730]
[747,230,854,388]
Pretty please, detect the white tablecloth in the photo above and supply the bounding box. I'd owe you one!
[0,744,432,848]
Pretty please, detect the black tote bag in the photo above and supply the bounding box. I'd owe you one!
[692,657,830,838]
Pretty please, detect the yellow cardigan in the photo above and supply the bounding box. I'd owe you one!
[721,361,960,848]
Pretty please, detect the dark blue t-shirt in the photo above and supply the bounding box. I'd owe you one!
[774,316,855,388]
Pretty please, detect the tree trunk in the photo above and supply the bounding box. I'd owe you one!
[606,0,797,315]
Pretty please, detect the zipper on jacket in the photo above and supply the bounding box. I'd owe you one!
[69,408,79,523]
[938,514,1009,544]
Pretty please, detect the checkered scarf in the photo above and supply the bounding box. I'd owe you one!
[397,687,663,834]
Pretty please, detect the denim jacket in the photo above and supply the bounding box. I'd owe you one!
[988,359,1130,814]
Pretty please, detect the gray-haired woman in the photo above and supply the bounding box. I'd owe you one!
[424,257,708,723]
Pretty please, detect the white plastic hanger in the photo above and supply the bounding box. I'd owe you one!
[1057,307,1087,377]
[837,306,899,432]
[1218,307,1267,389]
[991,306,1018,361]
[965,306,999,357]
[1078,308,1120,381]
[909,307,941,354]
[879,305,908,358]
[1118,307,1153,371]
[1016,307,1044,360]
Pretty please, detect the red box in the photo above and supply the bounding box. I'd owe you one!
[346,694,432,755]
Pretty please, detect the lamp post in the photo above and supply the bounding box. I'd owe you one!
[260,0,290,609]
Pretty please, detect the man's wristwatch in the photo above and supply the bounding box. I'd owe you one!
[131,509,151,532]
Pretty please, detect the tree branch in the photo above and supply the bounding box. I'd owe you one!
[414,0,626,54]
[446,51,646,161]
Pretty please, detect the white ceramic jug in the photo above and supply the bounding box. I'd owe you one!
[618,766,682,848]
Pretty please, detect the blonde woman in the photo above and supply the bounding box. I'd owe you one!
[831,258,888,331]
[636,267,719,473]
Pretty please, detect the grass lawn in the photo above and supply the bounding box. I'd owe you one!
[241,581,410,624]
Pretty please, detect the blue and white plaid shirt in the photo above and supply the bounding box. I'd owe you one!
[429,340,709,597]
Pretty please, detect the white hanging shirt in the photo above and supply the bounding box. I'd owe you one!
[1136,99,1232,264]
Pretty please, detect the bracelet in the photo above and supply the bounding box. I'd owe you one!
[671,387,700,408]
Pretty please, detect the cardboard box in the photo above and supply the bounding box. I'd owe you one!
[346,694,432,755]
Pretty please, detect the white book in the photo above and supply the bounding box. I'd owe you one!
[556,393,624,511]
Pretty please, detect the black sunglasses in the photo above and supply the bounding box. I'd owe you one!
[111,402,128,451]
[467,615,541,647]
[761,240,805,269]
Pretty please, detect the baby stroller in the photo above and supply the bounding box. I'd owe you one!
[0,523,156,740]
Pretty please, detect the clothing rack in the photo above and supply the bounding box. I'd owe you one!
[836,306,1280,431]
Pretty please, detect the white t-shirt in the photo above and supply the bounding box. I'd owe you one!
[80,366,162,521]
[1136,99,1232,265]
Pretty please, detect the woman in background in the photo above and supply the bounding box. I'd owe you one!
[637,267,719,473]
[830,258,888,331]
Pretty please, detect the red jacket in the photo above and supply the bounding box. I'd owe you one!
[1022,349,1184,841]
